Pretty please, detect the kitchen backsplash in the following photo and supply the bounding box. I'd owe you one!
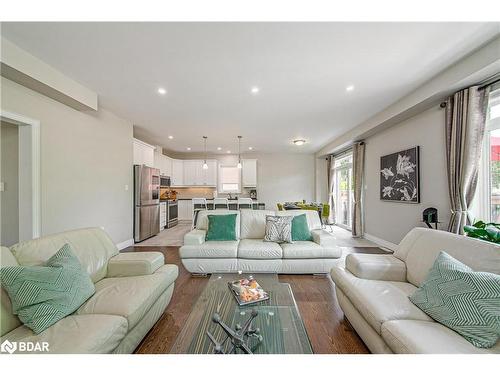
[172,187,256,200]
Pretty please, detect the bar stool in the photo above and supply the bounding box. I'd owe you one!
[237,197,254,210]
[192,198,208,229]
[213,197,229,209]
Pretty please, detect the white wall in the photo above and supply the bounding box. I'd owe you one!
[0,121,19,246]
[364,106,450,245]
[1,77,134,245]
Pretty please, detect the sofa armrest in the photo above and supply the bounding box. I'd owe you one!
[184,229,206,245]
[311,229,336,248]
[345,253,407,282]
[107,252,164,277]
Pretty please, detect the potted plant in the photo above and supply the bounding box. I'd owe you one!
[464,221,500,244]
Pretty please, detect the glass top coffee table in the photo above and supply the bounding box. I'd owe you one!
[170,273,313,354]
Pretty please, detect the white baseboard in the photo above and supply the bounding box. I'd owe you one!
[363,233,398,252]
[116,238,134,250]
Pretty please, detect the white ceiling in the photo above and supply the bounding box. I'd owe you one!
[2,22,499,154]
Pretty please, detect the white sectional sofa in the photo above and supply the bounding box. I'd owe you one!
[180,209,342,274]
[331,227,500,354]
[1,228,178,354]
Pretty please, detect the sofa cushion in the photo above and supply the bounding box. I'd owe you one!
[0,244,95,334]
[381,320,500,354]
[409,251,500,348]
[281,241,341,259]
[1,314,128,354]
[9,227,118,283]
[107,251,164,277]
[331,267,432,334]
[238,239,283,259]
[206,214,238,241]
[395,227,500,287]
[196,210,241,238]
[77,265,177,330]
[240,210,275,239]
[180,241,239,258]
[291,214,312,241]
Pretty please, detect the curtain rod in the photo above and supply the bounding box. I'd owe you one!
[327,142,364,159]
[440,72,500,107]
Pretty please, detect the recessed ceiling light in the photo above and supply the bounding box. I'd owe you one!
[251,86,260,95]
[293,139,306,146]
[217,147,222,151]
[346,85,355,92]
[168,135,174,139]
[157,87,167,95]
[186,147,191,151]
[227,150,231,154]
[248,146,253,150]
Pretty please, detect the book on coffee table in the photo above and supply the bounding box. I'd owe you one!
[228,277,269,306]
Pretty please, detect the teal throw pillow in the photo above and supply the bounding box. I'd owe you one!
[0,243,95,334]
[291,214,312,241]
[409,251,500,348]
[206,214,237,241]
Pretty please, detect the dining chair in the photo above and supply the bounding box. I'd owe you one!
[213,197,229,209]
[192,198,208,229]
[237,197,254,210]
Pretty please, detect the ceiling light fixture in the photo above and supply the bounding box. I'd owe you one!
[217,147,222,151]
[227,150,231,154]
[202,136,208,170]
[157,87,167,95]
[186,147,191,151]
[237,136,243,169]
[251,86,260,95]
[168,135,174,139]
[248,146,253,150]
[346,85,355,92]
[293,139,306,146]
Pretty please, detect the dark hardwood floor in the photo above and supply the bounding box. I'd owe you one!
[124,245,376,354]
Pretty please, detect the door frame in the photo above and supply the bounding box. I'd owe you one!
[0,109,41,241]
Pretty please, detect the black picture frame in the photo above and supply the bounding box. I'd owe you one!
[380,146,420,203]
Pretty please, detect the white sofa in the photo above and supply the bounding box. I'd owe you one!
[331,227,500,354]
[1,227,178,354]
[180,209,342,274]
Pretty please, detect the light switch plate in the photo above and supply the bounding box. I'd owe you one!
[0,182,4,192]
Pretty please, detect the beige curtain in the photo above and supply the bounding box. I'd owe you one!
[327,155,335,224]
[352,142,365,237]
[445,85,490,234]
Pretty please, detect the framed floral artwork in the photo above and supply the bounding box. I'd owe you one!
[380,146,420,203]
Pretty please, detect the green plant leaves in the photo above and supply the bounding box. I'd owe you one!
[464,221,500,243]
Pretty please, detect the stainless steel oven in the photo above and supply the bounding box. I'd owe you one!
[167,199,178,228]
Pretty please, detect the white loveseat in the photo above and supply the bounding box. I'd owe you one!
[180,209,342,274]
[1,227,178,354]
[331,227,500,354]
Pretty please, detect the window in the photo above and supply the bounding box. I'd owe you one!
[333,152,353,229]
[476,85,500,222]
[218,165,241,193]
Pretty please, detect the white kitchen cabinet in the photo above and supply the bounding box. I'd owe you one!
[242,159,257,187]
[133,138,155,167]
[183,160,198,186]
[203,160,218,186]
[171,159,184,186]
[163,156,173,177]
[178,200,193,221]
[159,202,167,230]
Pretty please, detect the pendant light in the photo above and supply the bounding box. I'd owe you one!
[202,136,208,170]
[237,136,242,169]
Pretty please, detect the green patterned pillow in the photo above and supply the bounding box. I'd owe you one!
[206,214,238,241]
[409,251,500,348]
[0,243,95,334]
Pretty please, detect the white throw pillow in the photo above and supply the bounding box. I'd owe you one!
[264,215,293,243]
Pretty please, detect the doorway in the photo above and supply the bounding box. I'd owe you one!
[0,110,40,246]
[333,152,353,230]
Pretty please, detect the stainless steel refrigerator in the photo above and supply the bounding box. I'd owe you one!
[134,165,160,242]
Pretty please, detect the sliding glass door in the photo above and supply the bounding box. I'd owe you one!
[333,153,353,229]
